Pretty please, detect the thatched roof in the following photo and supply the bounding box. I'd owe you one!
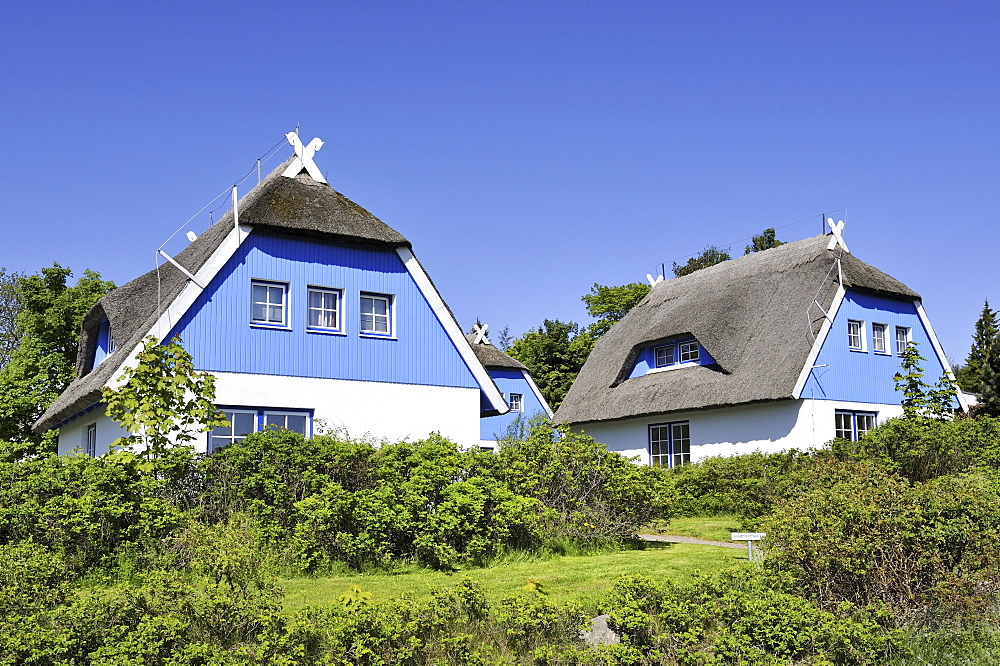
[555,234,920,425]
[35,161,412,433]
[465,334,527,370]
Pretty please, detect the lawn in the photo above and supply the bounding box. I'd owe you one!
[646,514,742,542]
[279,540,745,612]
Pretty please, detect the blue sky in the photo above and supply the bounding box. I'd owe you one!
[2,2,997,364]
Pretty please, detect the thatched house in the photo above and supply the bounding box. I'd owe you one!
[34,136,514,455]
[555,233,965,465]
[466,331,553,448]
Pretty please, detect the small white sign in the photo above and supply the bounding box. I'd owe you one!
[731,532,766,541]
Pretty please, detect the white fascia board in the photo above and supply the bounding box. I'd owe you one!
[395,247,509,415]
[792,285,846,399]
[915,300,969,412]
[105,225,253,391]
[522,369,554,418]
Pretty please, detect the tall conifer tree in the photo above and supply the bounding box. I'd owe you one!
[957,300,998,393]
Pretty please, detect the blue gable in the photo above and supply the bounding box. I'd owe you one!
[803,289,951,405]
[480,368,549,441]
[167,230,479,389]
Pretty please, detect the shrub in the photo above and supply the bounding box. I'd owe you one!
[832,414,1000,482]
[605,570,904,664]
[495,423,675,540]
[762,465,1000,620]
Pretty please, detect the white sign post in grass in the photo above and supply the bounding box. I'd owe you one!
[731,532,766,562]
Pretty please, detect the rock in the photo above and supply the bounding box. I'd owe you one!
[580,614,620,647]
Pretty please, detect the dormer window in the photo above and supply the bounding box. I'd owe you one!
[627,337,714,380]
[95,319,115,366]
[678,341,699,363]
[654,344,675,368]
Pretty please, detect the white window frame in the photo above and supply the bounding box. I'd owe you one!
[847,319,865,351]
[872,323,887,354]
[250,280,289,328]
[895,326,911,355]
[210,409,258,452]
[262,410,311,436]
[835,410,877,441]
[649,421,691,468]
[678,341,700,364]
[654,344,674,368]
[360,292,393,337]
[85,423,97,458]
[508,393,523,412]
[306,286,343,333]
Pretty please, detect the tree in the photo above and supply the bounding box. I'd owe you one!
[956,300,998,393]
[980,336,1000,417]
[0,264,114,447]
[506,320,593,410]
[581,282,650,338]
[744,228,785,254]
[103,335,228,459]
[671,246,731,278]
[0,268,24,370]
[893,343,957,420]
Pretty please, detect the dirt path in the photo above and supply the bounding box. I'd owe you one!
[638,534,746,550]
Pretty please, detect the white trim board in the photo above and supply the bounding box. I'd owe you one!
[915,301,968,412]
[521,369,554,418]
[395,247,509,414]
[792,285,846,399]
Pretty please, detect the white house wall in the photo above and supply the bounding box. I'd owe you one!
[212,372,482,451]
[578,398,904,464]
[57,404,130,457]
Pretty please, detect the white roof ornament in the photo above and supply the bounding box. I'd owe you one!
[826,218,850,253]
[281,132,327,183]
[472,322,491,345]
[646,273,664,287]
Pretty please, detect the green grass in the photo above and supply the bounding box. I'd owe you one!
[645,514,742,542]
[279,541,745,612]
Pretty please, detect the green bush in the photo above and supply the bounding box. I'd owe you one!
[762,464,1000,619]
[0,448,187,572]
[495,423,675,540]
[664,449,828,522]
[605,570,904,665]
[831,414,1000,482]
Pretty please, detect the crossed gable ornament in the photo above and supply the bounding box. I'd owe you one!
[281,132,327,183]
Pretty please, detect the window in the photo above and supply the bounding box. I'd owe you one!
[307,287,342,331]
[508,393,523,412]
[654,345,674,368]
[895,326,911,355]
[85,423,97,457]
[360,293,392,335]
[835,410,877,441]
[872,323,887,354]
[847,320,864,351]
[263,411,309,435]
[251,280,288,327]
[209,408,312,452]
[649,421,691,468]
[210,409,257,452]
[95,319,116,365]
[678,341,700,363]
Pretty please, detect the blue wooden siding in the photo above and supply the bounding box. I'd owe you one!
[628,340,716,379]
[480,368,548,440]
[803,290,952,405]
[167,231,479,389]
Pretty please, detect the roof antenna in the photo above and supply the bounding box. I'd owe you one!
[208,211,213,231]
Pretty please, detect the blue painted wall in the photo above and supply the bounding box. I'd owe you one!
[168,231,479,389]
[803,290,952,405]
[628,340,717,379]
[480,368,549,441]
